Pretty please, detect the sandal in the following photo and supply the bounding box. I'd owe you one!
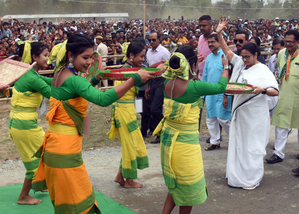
[205,144,220,151]
[242,183,260,190]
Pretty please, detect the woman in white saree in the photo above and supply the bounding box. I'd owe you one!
[217,20,279,190]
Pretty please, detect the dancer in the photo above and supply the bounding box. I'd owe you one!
[9,41,52,205]
[153,46,229,214]
[216,19,279,190]
[32,34,154,213]
[109,41,149,188]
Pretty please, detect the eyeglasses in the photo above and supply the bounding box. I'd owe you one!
[148,39,157,42]
[241,55,252,60]
[285,40,296,44]
[199,25,207,27]
[234,39,244,44]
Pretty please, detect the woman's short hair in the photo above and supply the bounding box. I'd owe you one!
[241,43,259,56]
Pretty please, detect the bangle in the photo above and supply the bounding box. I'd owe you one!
[91,75,101,86]
[131,73,142,85]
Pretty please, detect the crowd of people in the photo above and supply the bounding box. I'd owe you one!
[1,13,299,214]
[1,15,299,61]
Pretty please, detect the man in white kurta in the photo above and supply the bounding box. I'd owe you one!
[96,36,108,87]
[202,34,231,151]
[227,54,278,188]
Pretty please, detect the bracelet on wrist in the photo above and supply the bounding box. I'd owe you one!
[223,65,229,70]
[91,75,101,86]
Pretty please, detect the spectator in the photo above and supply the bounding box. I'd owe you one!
[197,15,214,80]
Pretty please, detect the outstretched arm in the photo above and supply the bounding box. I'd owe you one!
[216,19,234,61]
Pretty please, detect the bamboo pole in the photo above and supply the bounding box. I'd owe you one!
[102,55,124,59]
[105,65,123,69]
[38,70,54,75]
[0,97,11,102]
[143,1,146,40]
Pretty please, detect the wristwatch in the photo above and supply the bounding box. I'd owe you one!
[262,88,267,94]
[223,65,229,70]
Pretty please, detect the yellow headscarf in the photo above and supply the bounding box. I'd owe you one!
[163,52,189,80]
[16,40,38,64]
[122,42,130,63]
[47,40,67,72]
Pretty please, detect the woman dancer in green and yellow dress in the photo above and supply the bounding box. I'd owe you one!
[32,34,154,213]
[153,46,229,214]
[109,41,149,188]
[9,41,52,205]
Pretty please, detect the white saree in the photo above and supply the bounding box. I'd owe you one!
[226,54,278,188]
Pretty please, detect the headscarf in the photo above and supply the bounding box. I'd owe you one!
[47,40,67,72]
[163,52,189,80]
[122,42,130,63]
[16,40,38,64]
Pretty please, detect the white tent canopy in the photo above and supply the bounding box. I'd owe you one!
[2,13,129,23]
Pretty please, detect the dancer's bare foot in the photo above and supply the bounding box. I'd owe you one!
[124,179,143,188]
[114,177,125,186]
[17,195,42,205]
[115,168,125,186]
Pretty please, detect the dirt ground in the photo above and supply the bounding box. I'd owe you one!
[1,102,299,214]
[1,126,299,214]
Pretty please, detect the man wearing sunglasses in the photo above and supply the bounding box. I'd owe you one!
[233,31,249,56]
[266,30,299,173]
[145,31,170,144]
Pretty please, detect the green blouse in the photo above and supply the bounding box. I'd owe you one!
[14,68,52,99]
[164,77,228,103]
[51,75,119,107]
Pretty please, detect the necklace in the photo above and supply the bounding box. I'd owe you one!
[125,61,134,67]
[65,65,78,76]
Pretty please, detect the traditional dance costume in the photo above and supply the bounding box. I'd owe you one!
[108,64,149,179]
[33,42,120,214]
[9,66,52,180]
[153,53,227,206]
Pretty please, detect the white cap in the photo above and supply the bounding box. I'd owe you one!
[286,20,289,23]
[275,17,279,20]
[113,23,117,26]
[244,22,248,24]
[239,19,242,21]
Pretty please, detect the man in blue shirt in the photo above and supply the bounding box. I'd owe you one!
[0,17,13,39]
[202,34,232,151]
